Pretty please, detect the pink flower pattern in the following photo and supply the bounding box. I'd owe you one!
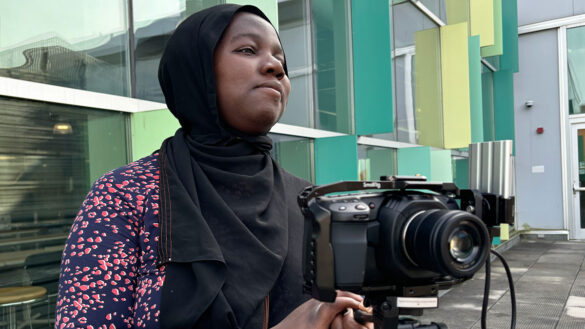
[55,154,165,328]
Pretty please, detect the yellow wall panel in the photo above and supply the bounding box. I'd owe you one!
[481,0,503,57]
[446,0,469,26]
[470,0,494,47]
[414,28,443,148]
[440,23,471,149]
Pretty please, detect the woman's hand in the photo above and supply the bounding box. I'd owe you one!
[273,291,374,329]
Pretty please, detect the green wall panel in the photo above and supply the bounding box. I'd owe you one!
[469,35,484,143]
[440,23,471,149]
[470,0,494,47]
[494,69,515,142]
[500,0,519,72]
[352,0,393,135]
[186,0,222,16]
[453,158,469,189]
[431,150,453,182]
[88,114,128,184]
[397,146,431,179]
[274,139,313,183]
[314,135,358,184]
[226,0,279,29]
[481,0,503,57]
[367,148,396,181]
[130,109,180,161]
[415,28,443,148]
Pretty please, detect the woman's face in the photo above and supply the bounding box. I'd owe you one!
[214,12,290,135]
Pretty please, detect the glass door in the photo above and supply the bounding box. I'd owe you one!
[571,123,585,239]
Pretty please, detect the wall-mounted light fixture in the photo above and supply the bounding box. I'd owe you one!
[53,123,73,135]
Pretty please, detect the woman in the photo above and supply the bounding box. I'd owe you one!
[56,4,370,329]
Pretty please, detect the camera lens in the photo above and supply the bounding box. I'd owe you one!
[449,229,475,262]
[403,209,489,278]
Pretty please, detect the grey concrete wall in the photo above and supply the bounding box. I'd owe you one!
[513,29,564,230]
[518,0,585,26]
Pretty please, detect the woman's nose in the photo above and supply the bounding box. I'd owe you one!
[261,56,285,79]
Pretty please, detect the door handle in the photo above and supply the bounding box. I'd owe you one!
[574,183,585,194]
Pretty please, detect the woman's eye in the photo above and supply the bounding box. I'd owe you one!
[237,47,255,55]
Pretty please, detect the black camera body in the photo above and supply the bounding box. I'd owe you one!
[298,176,514,303]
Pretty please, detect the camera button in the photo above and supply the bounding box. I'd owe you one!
[355,204,368,211]
[338,206,347,211]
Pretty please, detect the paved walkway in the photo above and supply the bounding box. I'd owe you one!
[415,238,585,329]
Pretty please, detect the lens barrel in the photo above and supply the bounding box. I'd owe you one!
[403,209,489,278]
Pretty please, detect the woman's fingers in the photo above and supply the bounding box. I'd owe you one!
[335,290,364,301]
[323,296,363,316]
[330,308,372,329]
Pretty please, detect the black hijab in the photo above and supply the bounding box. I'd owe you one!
[156,4,305,329]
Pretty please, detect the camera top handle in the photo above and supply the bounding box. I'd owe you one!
[298,176,459,208]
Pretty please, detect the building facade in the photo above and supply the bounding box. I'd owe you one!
[0,0,522,325]
[514,0,585,240]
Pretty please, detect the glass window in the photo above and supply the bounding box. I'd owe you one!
[278,0,353,134]
[269,134,314,183]
[133,0,221,102]
[372,0,444,144]
[0,96,128,287]
[481,64,495,141]
[278,0,314,128]
[568,25,585,115]
[358,145,397,181]
[0,1,131,96]
[420,0,447,24]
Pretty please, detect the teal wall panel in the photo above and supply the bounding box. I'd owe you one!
[352,0,393,135]
[494,69,515,142]
[468,36,484,143]
[453,158,469,189]
[431,150,453,182]
[397,146,431,179]
[314,135,358,184]
[500,0,519,73]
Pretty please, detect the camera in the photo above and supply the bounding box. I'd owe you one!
[298,176,514,306]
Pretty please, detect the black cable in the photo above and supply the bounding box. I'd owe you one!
[480,249,517,329]
[491,249,516,329]
[481,253,490,329]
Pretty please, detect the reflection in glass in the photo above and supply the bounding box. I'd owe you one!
[0,1,131,96]
[278,0,314,128]
[133,0,221,102]
[312,0,353,133]
[577,130,585,228]
[0,97,127,323]
[0,97,128,251]
[358,146,397,181]
[269,134,314,183]
[568,26,585,115]
[278,0,353,133]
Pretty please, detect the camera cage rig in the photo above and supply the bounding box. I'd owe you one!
[297,175,515,329]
